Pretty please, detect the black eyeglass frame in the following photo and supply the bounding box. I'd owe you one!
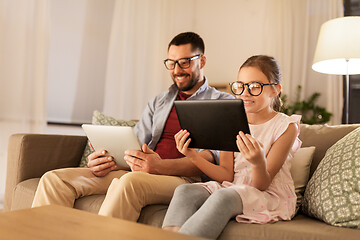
[163,54,201,70]
[229,81,278,96]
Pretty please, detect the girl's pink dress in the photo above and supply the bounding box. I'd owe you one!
[199,113,302,224]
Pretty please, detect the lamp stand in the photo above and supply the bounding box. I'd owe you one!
[345,59,350,124]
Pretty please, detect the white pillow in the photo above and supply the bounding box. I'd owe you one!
[290,146,316,211]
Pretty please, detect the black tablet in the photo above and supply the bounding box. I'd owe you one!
[174,99,250,152]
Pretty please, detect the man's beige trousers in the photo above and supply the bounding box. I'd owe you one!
[32,168,190,221]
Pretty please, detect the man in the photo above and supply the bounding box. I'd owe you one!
[32,32,233,221]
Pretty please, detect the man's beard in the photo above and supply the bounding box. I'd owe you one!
[172,72,200,92]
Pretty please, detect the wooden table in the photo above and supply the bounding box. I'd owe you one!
[0,205,206,240]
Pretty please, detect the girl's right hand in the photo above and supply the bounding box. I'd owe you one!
[236,131,266,168]
[174,129,197,159]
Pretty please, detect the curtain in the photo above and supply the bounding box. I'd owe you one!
[0,0,49,203]
[103,0,169,120]
[264,0,343,124]
[103,0,197,120]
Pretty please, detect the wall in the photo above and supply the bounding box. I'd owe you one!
[47,0,341,125]
[194,0,267,85]
[47,0,269,124]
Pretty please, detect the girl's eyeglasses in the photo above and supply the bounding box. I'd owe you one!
[229,81,278,96]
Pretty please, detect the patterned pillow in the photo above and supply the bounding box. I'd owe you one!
[302,127,360,228]
[79,110,137,167]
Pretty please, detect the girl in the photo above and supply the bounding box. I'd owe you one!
[162,55,301,239]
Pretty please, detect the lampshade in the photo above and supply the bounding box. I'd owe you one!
[312,16,360,75]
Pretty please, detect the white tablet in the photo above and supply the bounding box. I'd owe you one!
[81,124,141,169]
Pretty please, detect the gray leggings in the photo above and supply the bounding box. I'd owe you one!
[162,184,243,239]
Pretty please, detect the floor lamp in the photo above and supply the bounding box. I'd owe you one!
[312,16,360,124]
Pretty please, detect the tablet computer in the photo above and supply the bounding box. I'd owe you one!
[81,124,141,169]
[174,99,250,152]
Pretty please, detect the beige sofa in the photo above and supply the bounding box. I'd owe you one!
[4,123,360,240]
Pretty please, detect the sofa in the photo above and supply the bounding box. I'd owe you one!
[4,123,360,240]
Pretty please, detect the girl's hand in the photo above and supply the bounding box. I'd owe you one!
[174,129,197,159]
[236,131,266,167]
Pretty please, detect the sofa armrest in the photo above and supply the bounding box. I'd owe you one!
[4,134,88,211]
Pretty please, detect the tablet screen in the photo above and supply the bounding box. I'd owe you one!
[82,124,141,169]
[174,99,250,152]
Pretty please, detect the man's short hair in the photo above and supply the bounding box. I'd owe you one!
[168,32,205,54]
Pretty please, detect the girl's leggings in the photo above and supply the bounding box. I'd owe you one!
[162,183,243,239]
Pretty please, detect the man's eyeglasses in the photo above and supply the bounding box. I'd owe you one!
[229,81,278,96]
[164,55,201,70]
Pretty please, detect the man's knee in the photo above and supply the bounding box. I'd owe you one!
[38,168,87,192]
[119,171,150,185]
[108,172,150,196]
[39,169,63,186]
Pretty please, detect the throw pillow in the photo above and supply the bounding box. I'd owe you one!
[302,127,360,229]
[290,146,316,212]
[79,110,137,167]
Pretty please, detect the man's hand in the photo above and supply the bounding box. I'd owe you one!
[87,150,118,177]
[124,144,161,173]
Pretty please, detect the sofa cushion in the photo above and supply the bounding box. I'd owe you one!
[79,110,137,167]
[73,194,105,214]
[11,178,40,210]
[290,146,315,211]
[137,204,360,240]
[138,204,169,227]
[218,214,360,240]
[302,127,360,229]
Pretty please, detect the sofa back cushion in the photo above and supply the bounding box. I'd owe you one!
[299,123,360,178]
